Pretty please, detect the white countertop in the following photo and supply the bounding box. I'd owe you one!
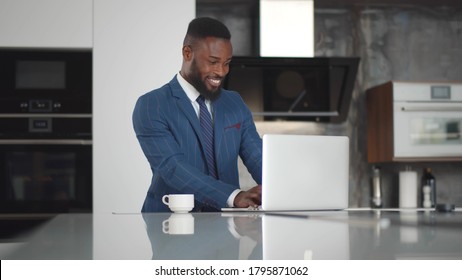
[3,210,462,260]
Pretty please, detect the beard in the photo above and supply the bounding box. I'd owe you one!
[188,59,222,101]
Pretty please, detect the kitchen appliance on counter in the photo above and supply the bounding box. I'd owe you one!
[0,49,92,213]
[367,81,462,162]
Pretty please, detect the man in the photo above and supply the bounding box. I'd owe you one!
[133,17,262,212]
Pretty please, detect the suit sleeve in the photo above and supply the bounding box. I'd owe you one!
[236,96,263,185]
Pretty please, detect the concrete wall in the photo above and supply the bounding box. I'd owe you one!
[315,5,462,207]
[200,3,462,207]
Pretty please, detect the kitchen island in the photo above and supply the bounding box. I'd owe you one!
[3,209,462,260]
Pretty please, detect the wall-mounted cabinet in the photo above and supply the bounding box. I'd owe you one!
[0,0,92,49]
[367,81,462,162]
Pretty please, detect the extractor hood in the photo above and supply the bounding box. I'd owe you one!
[223,56,360,123]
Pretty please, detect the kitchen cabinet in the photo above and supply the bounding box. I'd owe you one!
[367,81,462,162]
[0,0,92,49]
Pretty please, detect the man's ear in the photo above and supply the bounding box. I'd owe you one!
[182,45,193,61]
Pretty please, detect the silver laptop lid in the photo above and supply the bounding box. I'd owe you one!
[262,134,349,211]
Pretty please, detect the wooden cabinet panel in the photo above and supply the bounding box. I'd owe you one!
[367,81,394,162]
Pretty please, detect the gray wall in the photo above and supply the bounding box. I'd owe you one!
[199,3,462,207]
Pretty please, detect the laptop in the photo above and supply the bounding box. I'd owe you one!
[222,134,349,211]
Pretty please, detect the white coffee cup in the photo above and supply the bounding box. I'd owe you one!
[162,194,194,213]
[162,213,194,235]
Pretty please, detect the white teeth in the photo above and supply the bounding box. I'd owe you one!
[209,78,221,85]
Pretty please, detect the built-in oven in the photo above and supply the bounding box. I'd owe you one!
[0,49,91,113]
[0,49,92,213]
[394,82,462,158]
[0,116,92,213]
[0,141,92,213]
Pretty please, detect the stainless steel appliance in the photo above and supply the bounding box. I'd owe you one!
[0,49,92,213]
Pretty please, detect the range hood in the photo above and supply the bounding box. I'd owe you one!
[223,56,360,123]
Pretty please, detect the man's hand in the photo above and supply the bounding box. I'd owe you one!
[233,185,262,208]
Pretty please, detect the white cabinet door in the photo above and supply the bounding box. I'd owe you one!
[0,0,92,49]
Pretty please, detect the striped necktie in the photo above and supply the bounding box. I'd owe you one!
[197,96,217,178]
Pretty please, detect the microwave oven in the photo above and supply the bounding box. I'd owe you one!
[0,49,92,114]
[367,81,462,162]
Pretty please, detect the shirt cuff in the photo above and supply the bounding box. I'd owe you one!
[227,189,242,207]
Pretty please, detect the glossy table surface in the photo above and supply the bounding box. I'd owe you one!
[2,209,462,260]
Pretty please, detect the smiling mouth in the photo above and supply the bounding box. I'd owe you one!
[207,77,222,87]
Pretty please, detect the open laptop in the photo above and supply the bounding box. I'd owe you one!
[222,134,349,211]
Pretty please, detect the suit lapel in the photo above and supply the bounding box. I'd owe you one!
[170,76,226,170]
[169,77,204,146]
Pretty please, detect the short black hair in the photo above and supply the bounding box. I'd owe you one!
[183,17,231,45]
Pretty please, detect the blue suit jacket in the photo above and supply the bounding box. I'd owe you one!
[133,76,262,212]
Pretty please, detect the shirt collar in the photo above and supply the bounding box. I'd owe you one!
[176,72,200,103]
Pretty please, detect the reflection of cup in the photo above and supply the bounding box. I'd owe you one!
[162,194,194,213]
[162,213,194,235]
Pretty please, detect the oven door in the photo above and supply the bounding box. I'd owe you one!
[0,140,92,213]
[394,102,462,158]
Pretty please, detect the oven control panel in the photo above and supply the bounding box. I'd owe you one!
[19,100,64,113]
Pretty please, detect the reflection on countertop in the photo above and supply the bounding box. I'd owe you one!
[3,210,462,260]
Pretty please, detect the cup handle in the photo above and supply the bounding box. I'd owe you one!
[162,195,169,206]
[162,220,169,234]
